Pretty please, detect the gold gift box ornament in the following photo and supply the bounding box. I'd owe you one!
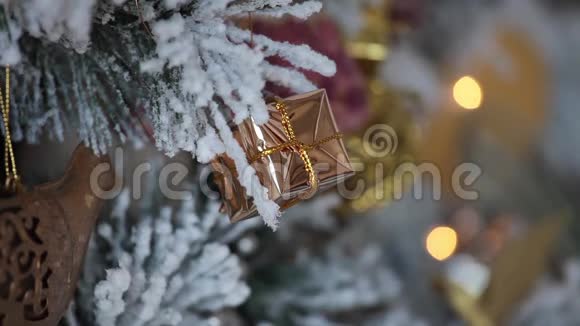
[211,89,355,222]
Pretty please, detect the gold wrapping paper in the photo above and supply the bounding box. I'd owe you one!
[211,89,354,222]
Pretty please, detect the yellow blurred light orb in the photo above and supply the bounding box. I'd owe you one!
[453,76,483,110]
[426,226,458,261]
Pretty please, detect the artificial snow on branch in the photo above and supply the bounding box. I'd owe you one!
[0,0,334,152]
[248,245,405,325]
[0,0,335,227]
[67,189,251,326]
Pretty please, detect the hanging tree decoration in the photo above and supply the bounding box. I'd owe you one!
[211,89,354,226]
[0,66,114,326]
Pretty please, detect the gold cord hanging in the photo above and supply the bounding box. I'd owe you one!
[135,0,154,38]
[249,100,343,202]
[0,65,20,193]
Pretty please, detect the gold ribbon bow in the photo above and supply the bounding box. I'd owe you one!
[0,65,20,193]
[250,99,342,203]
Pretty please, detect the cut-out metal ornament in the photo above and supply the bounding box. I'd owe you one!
[0,145,113,326]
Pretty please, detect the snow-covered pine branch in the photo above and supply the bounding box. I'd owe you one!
[67,189,251,326]
[0,0,335,228]
[248,246,406,325]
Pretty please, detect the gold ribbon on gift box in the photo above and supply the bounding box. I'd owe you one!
[250,99,343,203]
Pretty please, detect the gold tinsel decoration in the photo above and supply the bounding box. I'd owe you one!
[338,81,417,215]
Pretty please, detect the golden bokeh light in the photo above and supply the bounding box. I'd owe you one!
[426,226,458,261]
[453,76,483,110]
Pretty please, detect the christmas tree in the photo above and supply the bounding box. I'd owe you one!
[2,1,580,325]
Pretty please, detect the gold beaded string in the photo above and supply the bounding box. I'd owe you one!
[250,102,343,163]
[249,100,343,201]
[0,65,20,192]
[275,101,319,197]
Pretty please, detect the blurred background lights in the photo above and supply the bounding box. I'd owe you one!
[426,226,458,261]
[453,75,483,110]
